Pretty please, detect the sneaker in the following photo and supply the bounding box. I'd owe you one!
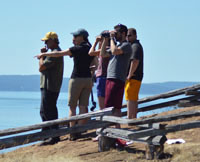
[40,137,60,146]
[116,138,127,147]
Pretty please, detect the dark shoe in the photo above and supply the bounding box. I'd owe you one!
[69,133,81,141]
[40,137,60,146]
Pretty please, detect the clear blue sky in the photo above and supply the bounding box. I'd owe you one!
[0,0,200,83]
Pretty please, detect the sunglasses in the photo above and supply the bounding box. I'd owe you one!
[127,35,133,37]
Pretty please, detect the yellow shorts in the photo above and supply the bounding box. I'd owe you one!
[125,79,141,101]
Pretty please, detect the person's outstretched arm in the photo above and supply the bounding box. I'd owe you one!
[35,49,72,59]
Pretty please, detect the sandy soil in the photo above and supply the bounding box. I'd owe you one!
[1,106,200,162]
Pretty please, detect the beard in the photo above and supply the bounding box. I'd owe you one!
[115,35,122,42]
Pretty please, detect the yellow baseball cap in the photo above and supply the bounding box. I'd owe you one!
[41,32,58,41]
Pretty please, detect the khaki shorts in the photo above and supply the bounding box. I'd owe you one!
[125,79,141,101]
[68,78,93,107]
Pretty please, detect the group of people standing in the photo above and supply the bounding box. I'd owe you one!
[35,23,143,145]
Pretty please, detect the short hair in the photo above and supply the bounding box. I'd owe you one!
[128,28,137,36]
[114,23,128,36]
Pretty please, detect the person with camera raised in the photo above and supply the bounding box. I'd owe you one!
[100,24,132,128]
[88,30,110,110]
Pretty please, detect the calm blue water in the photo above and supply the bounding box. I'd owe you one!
[0,91,69,130]
[0,91,149,130]
[0,91,179,154]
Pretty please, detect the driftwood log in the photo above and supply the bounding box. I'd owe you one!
[97,119,200,159]
[97,127,167,160]
[121,93,200,113]
[97,110,200,126]
[0,107,114,137]
[185,90,200,96]
[138,83,200,104]
[0,120,113,150]
[97,120,200,144]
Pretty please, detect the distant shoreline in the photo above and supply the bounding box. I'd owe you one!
[0,75,199,94]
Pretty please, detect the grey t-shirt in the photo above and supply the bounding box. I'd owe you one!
[40,47,64,92]
[107,41,132,82]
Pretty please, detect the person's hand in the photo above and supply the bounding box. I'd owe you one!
[34,47,47,59]
[110,30,116,38]
[34,53,44,59]
[95,36,102,42]
[127,74,134,80]
[40,47,47,53]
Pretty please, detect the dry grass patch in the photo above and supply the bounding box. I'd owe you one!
[165,143,200,162]
[0,152,84,162]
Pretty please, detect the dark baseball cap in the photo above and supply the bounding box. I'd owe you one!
[71,28,89,38]
[114,23,128,33]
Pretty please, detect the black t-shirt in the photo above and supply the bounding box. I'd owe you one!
[69,42,94,78]
[129,40,144,81]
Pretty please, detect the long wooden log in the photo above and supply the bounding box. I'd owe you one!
[97,110,200,126]
[138,83,200,104]
[97,128,167,145]
[97,127,166,141]
[185,90,200,96]
[137,95,200,112]
[132,120,200,138]
[98,120,200,142]
[121,95,200,115]
[165,120,200,132]
[97,128,151,144]
[0,107,113,137]
[0,120,113,150]
[120,84,200,108]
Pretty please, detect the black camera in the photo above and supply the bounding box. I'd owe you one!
[101,31,110,38]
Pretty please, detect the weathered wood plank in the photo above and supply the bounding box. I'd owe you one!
[98,136,116,152]
[0,107,113,137]
[185,90,200,96]
[178,100,200,107]
[151,135,167,146]
[138,83,200,104]
[97,128,167,145]
[128,128,165,139]
[97,120,200,144]
[0,120,113,150]
[120,84,200,109]
[97,127,165,141]
[97,110,200,126]
[97,120,200,150]
[137,95,200,112]
[165,120,200,133]
[137,123,166,129]
[121,94,200,111]
[96,128,151,144]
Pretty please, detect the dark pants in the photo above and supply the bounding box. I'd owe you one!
[40,88,59,131]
